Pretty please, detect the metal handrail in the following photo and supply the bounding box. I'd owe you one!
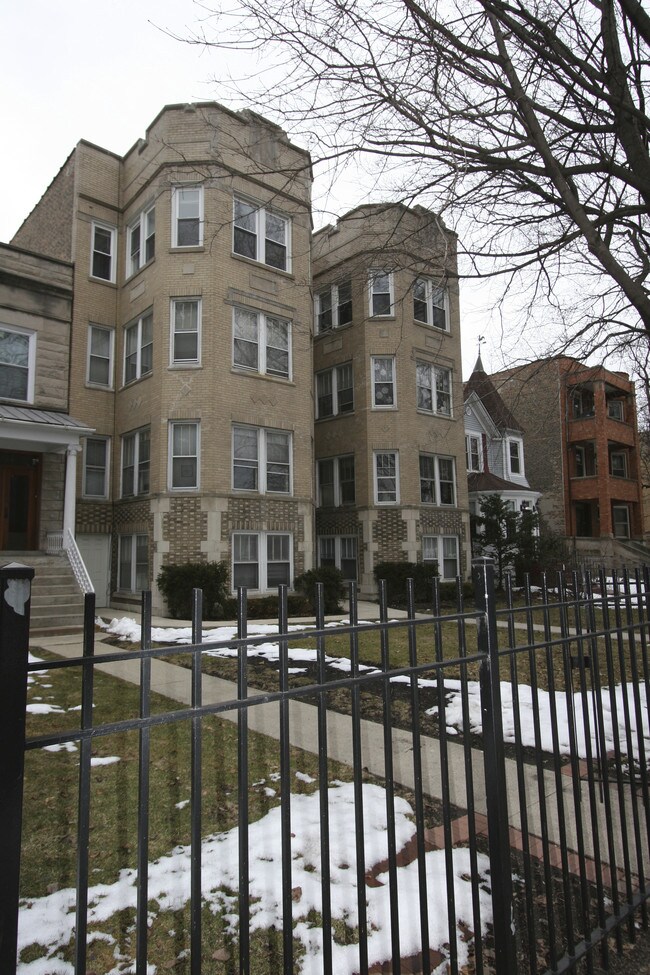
[63,529,94,594]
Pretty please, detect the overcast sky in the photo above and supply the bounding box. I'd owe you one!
[1,0,523,377]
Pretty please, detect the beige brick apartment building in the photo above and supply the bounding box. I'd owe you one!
[313,205,470,594]
[10,103,314,609]
[3,103,469,610]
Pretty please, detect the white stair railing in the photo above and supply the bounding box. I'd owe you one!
[63,529,95,594]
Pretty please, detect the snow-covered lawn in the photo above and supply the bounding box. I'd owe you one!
[20,649,492,975]
[18,780,491,975]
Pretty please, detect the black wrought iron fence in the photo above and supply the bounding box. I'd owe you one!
[1,559,650,975]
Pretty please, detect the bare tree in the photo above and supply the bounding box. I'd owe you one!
[189,0,650,360]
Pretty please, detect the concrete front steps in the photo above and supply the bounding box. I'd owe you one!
[2,552,86,636]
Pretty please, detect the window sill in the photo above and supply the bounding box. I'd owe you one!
[89,276,117,287]
[231,251,294,278]
[231,367,294,385]
[85,382,114,391]
[414,319,450,334]
[416,409,453,420]
[121,373,153,390]
[168,363,202,371]
[170,245,205,254]
[316,411,355,422]
[315,322,354,339]
[125,258,155,284]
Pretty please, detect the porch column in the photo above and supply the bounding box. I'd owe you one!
[63,445,81,547]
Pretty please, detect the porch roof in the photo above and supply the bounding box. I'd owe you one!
[0,405,95,451]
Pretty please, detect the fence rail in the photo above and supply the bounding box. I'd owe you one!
[2,560,650,974]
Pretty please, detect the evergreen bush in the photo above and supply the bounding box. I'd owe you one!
[157,561,229,620]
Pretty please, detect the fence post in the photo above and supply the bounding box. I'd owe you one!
[473,557,516,974]
[0,562,35,975]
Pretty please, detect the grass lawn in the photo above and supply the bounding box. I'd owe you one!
[20,646,468,975]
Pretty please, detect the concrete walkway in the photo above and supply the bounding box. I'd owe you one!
[30,607,648,879]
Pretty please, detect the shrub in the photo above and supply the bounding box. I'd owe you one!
[373,561,439,605]
[293,566,346,614]
[157,561,229,620]
[218,593,313,620]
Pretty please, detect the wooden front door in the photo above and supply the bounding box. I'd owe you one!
[0,457,40,551]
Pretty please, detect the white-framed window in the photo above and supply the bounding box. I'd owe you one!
[121,427,150,498]
[83,436,110,499]
[0,326,35,402]
[87,324,114,387]
[374,451,399,504]
[413,278,449,330]
[319,535,358,581]
[172,186,203,248]
[171,299,201,365]
[169,421,200,490]
[416,361,452,416]
[233,198,290,272]
[610,451,628,478]
[232,532,292,591]
[419,454,456,505]
[369,270,394,317]
[90,222,116,282]
[317,454,355,507]
[572,388,595,418]
[608,399,625,421]
[371,356,396,408]
[465,434,481,472]
[422,535,459,580]
[232,425,292,494]
[507,438,523,476]
[316,362,354,418]
[613,505,631,539]
[233,307,290,379]
[127,205,155,276]
[315,281,353,333]
[124,311,153,384]
[118,533,149,591]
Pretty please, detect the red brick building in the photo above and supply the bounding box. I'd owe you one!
[490,357,646,564]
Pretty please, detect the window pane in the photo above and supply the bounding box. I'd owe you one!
[92,226,113,279]
[338,281,353,325]
[416,363,432,411]
[234,308,259,370]
[422,536,438,563]
[339,455,355,504]
[435,368,451,414]
[317,371,333,417]
[419,455,436,504]
[413,278,428,322]
[234,200,257,259]
[318,460,335,506]
[376,452,397,502]
[119,536,133,589]
[432,288,447,329]
[233,427,258,489]
[373,358,394,406]
[266,432,290,492]
[174,301,198,331]
[135,535,149,590]
[266,317,289,377]
[0,331,30,399]
[265,214,287,270]
[174,332,198,361]
[318,290,333,332]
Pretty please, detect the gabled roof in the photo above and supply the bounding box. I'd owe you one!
[467,471,539,498]
[463,354,523,433]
